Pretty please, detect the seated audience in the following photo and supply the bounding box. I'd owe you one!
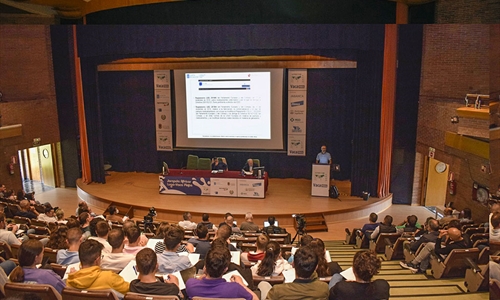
[186,245,258,300]
[396,215,420,233]
[79,212,92,239]
[16,200,38,219]
[178,212,197,230]
[105,205,124,224]
[154,224,193,254]
[0,212,21,246]
[66,217,80,229]
[403,218,439,257]
[251,241,292,276]
[400,227,468,273]
[200,213,217,230]
[123,220,148,247]
[101,228,135,271]
[328,250,389,300]
[439,207,457,227]
[88,220,112,253]
[309,238,342,276]
[67,239,129,295]
[188,223,211,259]
[46,225,68,250]
[55,209,67,224]
[216,224,238,251]
[241,234,269,265]
[459,207,473,223]
[490,212,500,242]
[123,225,145,255]
[157,225,193,273]
[56,227,82,265]
[37,206,58,223]
[240,212,260,232]
[219,212,241,234]
[370,215,396,240]
[359,212,379,237]
[130,248,181,296]
[10,239,66,294]
[262,246,329,300]
[263,216,286,234]
[287,234,314,263]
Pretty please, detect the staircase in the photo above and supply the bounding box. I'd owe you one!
[297,213,328,232]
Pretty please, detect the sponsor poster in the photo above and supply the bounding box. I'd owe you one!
[237,179,265,198]
[159,176,211,195]
[287,69,307,156]
[311,164,330,196]
[210,178,238,197]
[154,70,173,151]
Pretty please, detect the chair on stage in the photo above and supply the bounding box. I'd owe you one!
[198,158,212,170]
[430,248,480,279]
[253,158,260,167]
[186,155,199,170]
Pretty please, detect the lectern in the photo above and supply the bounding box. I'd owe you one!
[311,164,330,196]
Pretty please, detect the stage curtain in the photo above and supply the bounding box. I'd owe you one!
[377,24,398,198]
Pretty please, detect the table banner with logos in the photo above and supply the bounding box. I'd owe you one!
[159,176,211,195]
[237,179,265,198]
[154,70,173,151]
[210,178,238,197]
[287,69,307,156]
[311,164,330,197]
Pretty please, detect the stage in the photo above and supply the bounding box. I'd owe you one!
[76,171,392,228]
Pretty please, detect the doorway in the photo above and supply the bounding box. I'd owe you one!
[422,157,449,207]
[18,144,58,194]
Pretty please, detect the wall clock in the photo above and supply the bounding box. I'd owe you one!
[42,149,49,158]
[435,162,447,173]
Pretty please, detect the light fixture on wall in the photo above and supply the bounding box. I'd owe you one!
[33,138,41,146]
[450,116,459,124]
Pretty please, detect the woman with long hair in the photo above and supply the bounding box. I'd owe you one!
[45,225,69,249]
[9,239,66,293]
[309,238,342,277]
[251,241,292,276]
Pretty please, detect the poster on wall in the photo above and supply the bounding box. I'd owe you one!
[287,69,307,156]
[154,70,173,151]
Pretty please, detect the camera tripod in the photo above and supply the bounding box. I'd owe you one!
[291,226,306,244]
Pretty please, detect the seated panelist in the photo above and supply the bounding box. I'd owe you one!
[212,157,228,171]
[242,158,254,172]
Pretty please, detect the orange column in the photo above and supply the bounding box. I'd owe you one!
[73,25,92,184]
[396,2,409,24]
[377,24,398,198]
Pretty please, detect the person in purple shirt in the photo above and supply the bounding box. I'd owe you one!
[9,239,66,294]
[360,213,380,237]
[186,245,258,300]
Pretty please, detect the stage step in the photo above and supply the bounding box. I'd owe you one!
[297,213,328,232]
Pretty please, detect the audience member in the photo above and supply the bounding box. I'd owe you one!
[186,246,258,300]
[459,207,473,223]
[56,227,82,265]
[46,225,69,250]
[359,213,379,237]
[216,224,238,251]
[55,209,67,224]
[154,224,193,254]
[105,205,124,224]
[262,246,329,300]
[178,212,197,230]
[309,238,342,276]
[241,234,269,265]
[10,239,66,294]
[157,225,192,273]
[200,213,217,230]
[0,212,21,246]
[251,241,292,276]
[67,239,129,295]
[439,207,458,227]
[16,200,38,219]
[66,217,80,229]
[400,227,468,273]
[101,228,135,271]
[240,212,260,231]
[219,212,242,234]
[79,212,92,239]
[328,250,389,300]
[0,184,5,198]
[188,223,211,259]
[123,220,148,247]
[396,215,420,233]
[88,220,112,253]
[403,218,439,258]
[370,215,396,240]
[130,248,180,296]
[123,225,145,255]
[491,212,500,242]
[263,216,286,234]
[37,206,58,223]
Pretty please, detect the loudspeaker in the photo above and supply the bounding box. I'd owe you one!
[329,185,339,199]
[362,191,370,201]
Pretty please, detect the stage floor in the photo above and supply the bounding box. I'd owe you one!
[76,171,392,227]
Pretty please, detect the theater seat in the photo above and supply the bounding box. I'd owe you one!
[193,298,245,300]
[61,288,119,300]
[385,237,407,260]
[124,292,180,300]
[369,232,400,253]
[252,274,285,286]
[430,248,480,279]
[463,257,489,292]
[4,283,62,300]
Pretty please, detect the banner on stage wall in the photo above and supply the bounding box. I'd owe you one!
[154,70,173,151]
[237,179,265,198]
[159,176,211,195]
[287,69,307,156]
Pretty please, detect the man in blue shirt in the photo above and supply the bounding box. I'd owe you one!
[316,145,332,165]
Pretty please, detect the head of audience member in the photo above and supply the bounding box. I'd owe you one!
[164,225,184,251]
[55,209,64,221]
[66,227,83,249]
[183,212,192,221]
[428,219,440,232]
[202,213,210,222]
[155,221,170,238]
[245,212,254,222]
[66,217,80,229]
[77,201,90,216]
[443,207,453,216]
[79,239,104,268]
[293,246,318,279]
[3,189,14,199]
[89,217,103,237]
[369,213,378,223]
[224,213,235,227]
[136,248,158,276]
[461,208,472,220]
[125,225,141,246]
[447,219,461,230]
[211,237,229,250]
[108,205,118,215]
[0,212,7,230]
[492,212,500,229]
[382,215,393,226]
[122,219,136,232]
[44,206,55,218]
[256,234,270,252]
[257,241,281,276]
[423,217,434,230]
[491,203,500,214]
[10,239,44,282]
[0,184,5,193]
[19,200,31,211]
[46,225,69,250]
[247,159,254,167]
[17,190,26,201]
[216,224,232,241]
[108,228,126,252]
[204,246,231,278]
[95,220,110,238]
[300,234,314,247]
[352,250,381,282]
[447,227,463,242]
[407,215,418,227]
[308,238,329,277]
[195,223,209,240]
[79,212,91,226]
[267,216,276,226]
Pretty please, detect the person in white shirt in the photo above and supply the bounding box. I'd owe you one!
[101,228,135,272]
[0,212,21,246]
[178,212,197,230]
[88,220,112,253]
[38,206,58,223]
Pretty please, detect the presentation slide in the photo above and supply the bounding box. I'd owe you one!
[174,69,284,150]
[185,72,270,139]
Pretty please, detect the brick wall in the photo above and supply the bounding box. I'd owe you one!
[491,25,500,100]
[436,0,500,24]
[416,24,492,222]
[0,25,60,189]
